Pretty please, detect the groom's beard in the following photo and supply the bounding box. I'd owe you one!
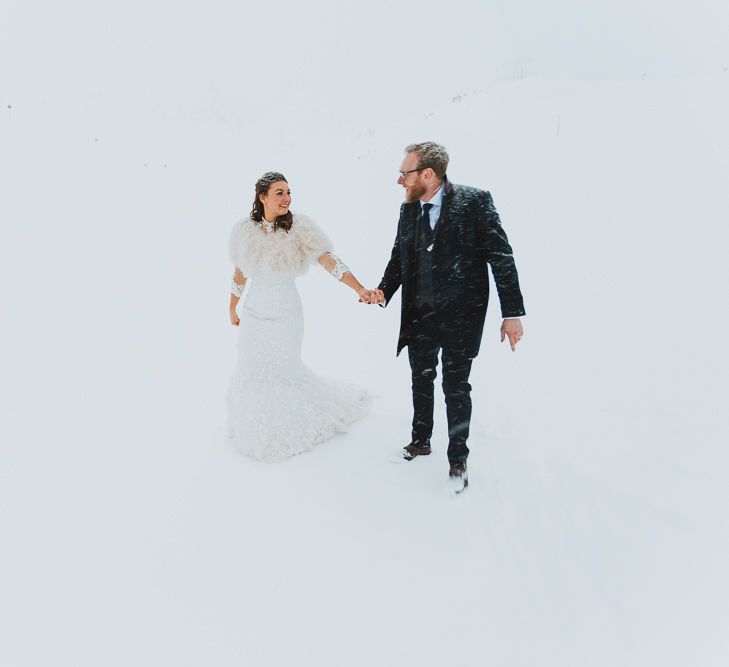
[404,181,426,203]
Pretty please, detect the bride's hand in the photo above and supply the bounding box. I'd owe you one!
[358,288,384,304]
[358,288,372,303]
[230,309,240,326]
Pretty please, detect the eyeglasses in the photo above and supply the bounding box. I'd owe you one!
[398,168,423,179]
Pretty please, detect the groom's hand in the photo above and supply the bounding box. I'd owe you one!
[500,319,523,351]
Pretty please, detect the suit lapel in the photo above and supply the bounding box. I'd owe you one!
[432,179,454,250]
[402,202,419,257]
[398,203,419,292]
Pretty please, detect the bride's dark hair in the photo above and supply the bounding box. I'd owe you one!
[250,172,293,232]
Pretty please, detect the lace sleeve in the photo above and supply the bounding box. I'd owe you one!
[231,267,247,297]
[318,251,350,280]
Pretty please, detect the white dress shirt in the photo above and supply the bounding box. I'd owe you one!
[419,182,445,229]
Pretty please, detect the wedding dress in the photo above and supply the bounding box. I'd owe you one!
[226,214,370,461]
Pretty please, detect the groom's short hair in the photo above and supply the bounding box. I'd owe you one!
[405,142,449,179]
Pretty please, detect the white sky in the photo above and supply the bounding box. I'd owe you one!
[3,0,728,127]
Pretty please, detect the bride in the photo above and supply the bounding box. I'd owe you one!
[227,171,375,461]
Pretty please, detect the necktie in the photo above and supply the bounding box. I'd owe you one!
[420,203,433,229]
[419,203,434,253]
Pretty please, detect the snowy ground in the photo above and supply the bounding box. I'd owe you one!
[2,2,729,665]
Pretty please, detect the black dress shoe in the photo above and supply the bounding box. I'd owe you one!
[401,442,432,461]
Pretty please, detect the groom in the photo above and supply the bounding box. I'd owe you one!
[367,142,525,490]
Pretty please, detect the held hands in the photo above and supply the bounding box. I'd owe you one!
[358,288,385,305]
[500,319,523,352]
[230,308,240,326]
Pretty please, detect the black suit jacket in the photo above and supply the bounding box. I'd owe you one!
[378,179,525,357]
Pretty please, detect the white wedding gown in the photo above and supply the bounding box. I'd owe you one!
[226,215,371,461]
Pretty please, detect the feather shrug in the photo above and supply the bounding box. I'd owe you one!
[229,214,333,277]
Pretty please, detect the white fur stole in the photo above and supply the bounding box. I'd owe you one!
[228,214,333,277]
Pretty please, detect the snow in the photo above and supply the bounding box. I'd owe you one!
[2,1,729,665]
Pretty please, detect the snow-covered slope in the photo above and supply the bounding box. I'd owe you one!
[2,2,728,665]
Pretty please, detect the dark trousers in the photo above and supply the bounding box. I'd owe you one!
[407,309,475,464]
